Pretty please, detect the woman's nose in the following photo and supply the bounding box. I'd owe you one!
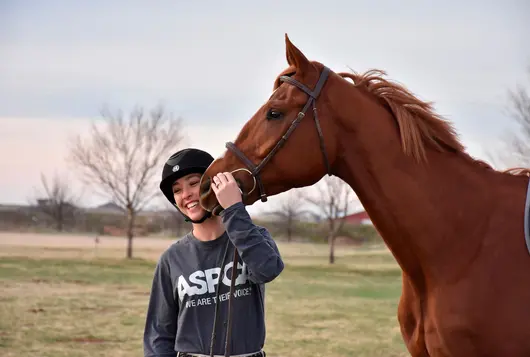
[182,186,193,199]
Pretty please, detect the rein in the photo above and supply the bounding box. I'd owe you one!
[209,239,239,357]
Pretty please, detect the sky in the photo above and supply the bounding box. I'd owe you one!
[1,0,529,216]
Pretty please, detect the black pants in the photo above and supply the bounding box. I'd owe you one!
[177,352,265,357]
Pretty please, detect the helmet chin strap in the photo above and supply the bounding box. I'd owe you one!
[184,211,212,224]
[174,204,212,224]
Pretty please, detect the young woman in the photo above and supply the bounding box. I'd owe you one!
[143,148,284,357]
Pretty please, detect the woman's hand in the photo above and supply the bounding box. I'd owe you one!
[211,172,242,209]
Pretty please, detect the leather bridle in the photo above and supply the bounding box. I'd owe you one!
[208,66,332,357]
[225,66,332,203]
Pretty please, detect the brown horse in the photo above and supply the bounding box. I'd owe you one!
[199,35,530,356]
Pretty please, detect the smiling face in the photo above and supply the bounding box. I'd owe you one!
[172,173,206,221]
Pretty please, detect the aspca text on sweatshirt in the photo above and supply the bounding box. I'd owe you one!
[143,202,284,357]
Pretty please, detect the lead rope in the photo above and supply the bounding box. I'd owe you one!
[209,239,230,357]
[224,249,239,356]
[209,239,239,357]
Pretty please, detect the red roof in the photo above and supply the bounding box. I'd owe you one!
[341,211,370,224]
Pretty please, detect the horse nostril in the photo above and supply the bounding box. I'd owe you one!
[212,204,224,216]
[200,177,211,194]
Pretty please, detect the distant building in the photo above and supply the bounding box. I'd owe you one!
[340,210,372,225]
[84,202,125,215]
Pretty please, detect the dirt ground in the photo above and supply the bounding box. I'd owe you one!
[0,231,175,250]
[0,231,392,263]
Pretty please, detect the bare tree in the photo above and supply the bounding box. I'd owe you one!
[262,189,309,242]
[487,65,530,169]
[303,176,357,264]
[505,65,530,166]
[31,172,79,231]
[67,105,185,258]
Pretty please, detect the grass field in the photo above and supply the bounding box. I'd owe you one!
[0,232,409,357]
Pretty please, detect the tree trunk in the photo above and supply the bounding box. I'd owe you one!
[175,216,182,237]
[57,209,64,232]
[328,232,335,264]
[126,207,135,259]
[57,213,63,232]
[287,218,292,242]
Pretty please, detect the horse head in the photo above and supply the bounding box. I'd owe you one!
[200,34,340,213]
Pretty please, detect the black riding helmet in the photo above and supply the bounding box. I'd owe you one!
[159,148,214,224]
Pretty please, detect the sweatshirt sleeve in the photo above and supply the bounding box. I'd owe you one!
[221,202,284,284]
[143,254,178,357]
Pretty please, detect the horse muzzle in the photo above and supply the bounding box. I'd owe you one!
[199,168,258,215]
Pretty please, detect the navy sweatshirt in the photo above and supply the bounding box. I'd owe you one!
[143,202,284,356]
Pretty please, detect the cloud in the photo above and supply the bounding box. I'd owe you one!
[2,0,528,216]
[2,0,528,121]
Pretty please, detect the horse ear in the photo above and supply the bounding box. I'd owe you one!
[285,34,310,73]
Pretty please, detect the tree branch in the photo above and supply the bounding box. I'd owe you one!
[66,104,186,258]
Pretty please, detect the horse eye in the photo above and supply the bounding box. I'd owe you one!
[266,109,283,120]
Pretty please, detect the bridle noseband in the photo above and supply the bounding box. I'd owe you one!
[225,66,332,202]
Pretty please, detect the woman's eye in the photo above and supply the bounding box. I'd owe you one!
[266,109,283,120]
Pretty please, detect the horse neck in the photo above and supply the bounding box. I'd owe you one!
[327,78,505,281]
